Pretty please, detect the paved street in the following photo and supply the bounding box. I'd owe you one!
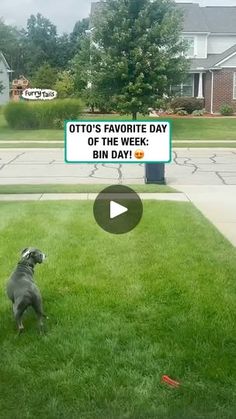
[0,148,236,185]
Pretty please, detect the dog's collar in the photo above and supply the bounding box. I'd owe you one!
[18,260,35,271]
[26,262,34,270]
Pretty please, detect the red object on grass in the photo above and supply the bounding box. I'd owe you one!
[161,375,180,388]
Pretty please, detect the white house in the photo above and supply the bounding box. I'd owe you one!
[177,3,236,113]
[0,52,11,105]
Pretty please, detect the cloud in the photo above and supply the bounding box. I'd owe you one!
[0,0,92,33]
[1,0,236,33]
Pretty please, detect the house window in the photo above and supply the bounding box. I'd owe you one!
[233,73,236,100]
[183,36,195,58]
[171,74,194,97]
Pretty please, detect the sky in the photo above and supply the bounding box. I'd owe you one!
[1,0,236,34]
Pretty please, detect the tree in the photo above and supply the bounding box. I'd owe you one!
[71,18,89,41]
[91,0,189,119]
[70,18,89,51]
[23,14,82,75]
[54,71,75,98]
[55,34,74,69]
[27,14,57,53]
[71,36,111,111]
[71,36,91,93]
[24,14,58,74]
[0,15,89,81]
[31,64,58,89]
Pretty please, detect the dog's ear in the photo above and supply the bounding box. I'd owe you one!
[21,248,31,258]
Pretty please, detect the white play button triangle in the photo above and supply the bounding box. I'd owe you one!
[93,185,143,234]
[110,201,128,219]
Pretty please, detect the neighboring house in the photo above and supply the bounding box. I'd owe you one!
[90,2,236,113]
[177,3,236,113]
[0,52,11,105]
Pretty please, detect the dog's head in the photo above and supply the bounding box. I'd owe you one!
[21,248,46,264]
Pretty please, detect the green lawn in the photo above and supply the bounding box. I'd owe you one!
[0,201,236,418]
[1,111,236,146]
[171,117,236,141]
[0,113,62,141]
[0,184,176,194]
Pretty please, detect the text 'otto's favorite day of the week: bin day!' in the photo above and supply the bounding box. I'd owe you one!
[65,121,171,163]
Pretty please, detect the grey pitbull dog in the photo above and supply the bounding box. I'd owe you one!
[6,248,47,333]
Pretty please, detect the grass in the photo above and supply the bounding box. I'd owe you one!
[1,111,236,147]
[0,201,236,418]
[0,184,176,194]
[167,117,236,141]
[0,113,62,141]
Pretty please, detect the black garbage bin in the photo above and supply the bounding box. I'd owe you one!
[145,163,165,184]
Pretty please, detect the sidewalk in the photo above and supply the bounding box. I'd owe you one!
[0,192,188,202]
[177,185,236,246]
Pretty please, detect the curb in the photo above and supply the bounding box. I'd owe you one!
[0,192,189,202]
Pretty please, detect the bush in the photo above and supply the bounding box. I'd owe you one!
[4,102,39,129]
[171,97,204,114]
[155,98,169,111]
[4,99,83,129]
[220,104,234,116]
[165,108,174,115]
[192,109,205,116]
[53,118,65,129]
[176,109,188,116]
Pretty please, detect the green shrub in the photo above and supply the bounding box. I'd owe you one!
[155,98,170,111]
[4,102,39,129]
[220,104,234,116]
[192,109,205,116]
[165,108,174,115]
[171,97,204,114]
[176,109,188,116]
[4,99,83,129]
[53,118,65,129]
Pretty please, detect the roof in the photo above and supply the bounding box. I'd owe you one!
[177,3,236,34]
[190,44,236,71]
[204,6,236,34]
[177,3,209,33]
[0,52,10,70]
[91,2,236,35]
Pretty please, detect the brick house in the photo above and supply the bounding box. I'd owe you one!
[178,3,236,113]
[91,2,236,114]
